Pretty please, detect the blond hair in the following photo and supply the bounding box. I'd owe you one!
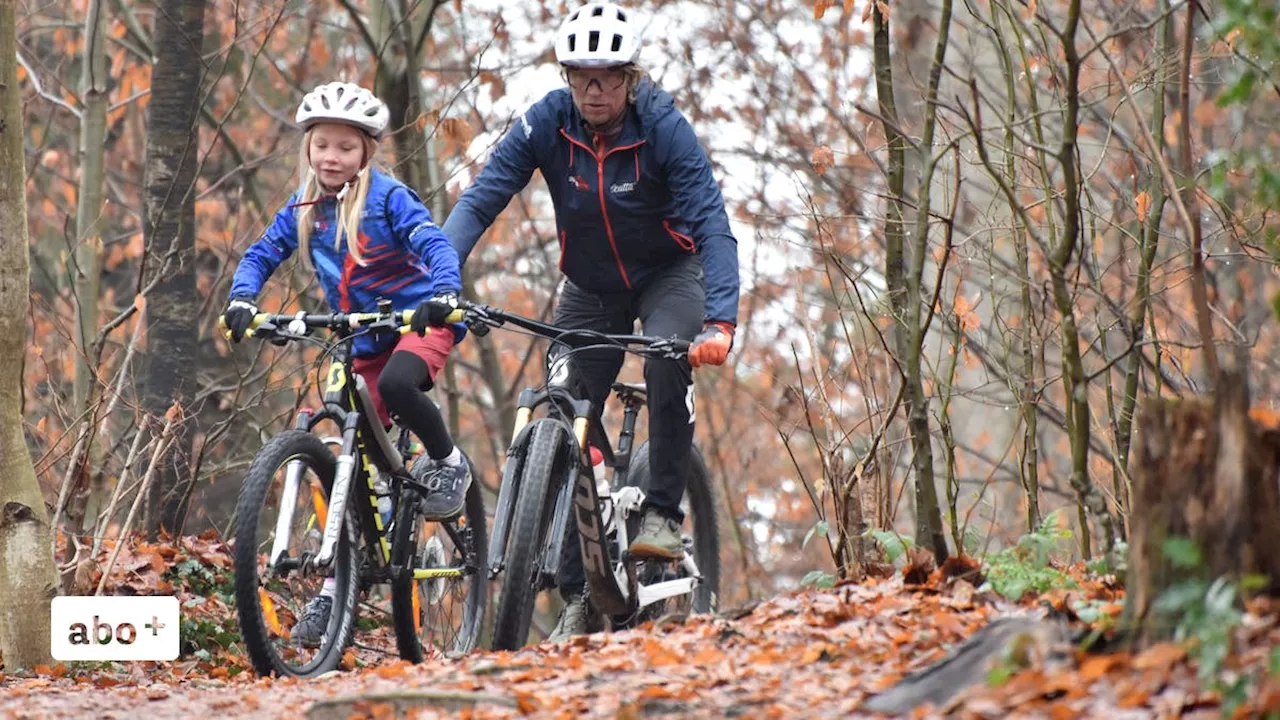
[294,128,382,266]
[623,65,650,103]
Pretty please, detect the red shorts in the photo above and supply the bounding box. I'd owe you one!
[351,329,455,427]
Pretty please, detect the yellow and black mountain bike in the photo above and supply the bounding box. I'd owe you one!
[228,301,485,677]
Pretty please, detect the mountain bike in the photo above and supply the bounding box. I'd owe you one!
[229,301,487,677]
[452,300,721,651]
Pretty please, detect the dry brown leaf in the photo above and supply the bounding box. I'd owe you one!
[515,692,541,714]
[1131,642,1186,671]
[1134,190,1151,219]
[810,145,835,175]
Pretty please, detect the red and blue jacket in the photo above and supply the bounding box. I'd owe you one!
[442,79,740,326]
[229,169,464,357]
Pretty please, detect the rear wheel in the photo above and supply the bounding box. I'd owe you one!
[489,420,570,651]
[233,430,360,677]
[614,441,720,628]
[390,453,488,661]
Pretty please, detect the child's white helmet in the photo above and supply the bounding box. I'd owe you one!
[554,3,640,68]
[295,82,390,138]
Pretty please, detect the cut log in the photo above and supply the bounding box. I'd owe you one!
[1124,368,1280,648]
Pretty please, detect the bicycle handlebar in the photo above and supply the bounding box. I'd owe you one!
[453,299,690,359]
[223,307,466,343]
[226,299,689,359]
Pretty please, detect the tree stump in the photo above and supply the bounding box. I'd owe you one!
[1124,369,1280,648]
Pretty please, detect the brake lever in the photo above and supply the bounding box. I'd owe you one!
[465,318,491,337]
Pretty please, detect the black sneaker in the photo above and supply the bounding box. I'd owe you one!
[291,594,332,648]
[416,456,472,521]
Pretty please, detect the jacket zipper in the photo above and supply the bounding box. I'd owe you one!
[559,128,645,289]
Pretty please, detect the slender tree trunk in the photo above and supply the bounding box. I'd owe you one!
[1116,0,1173,525]
[141,0,206,536]
[874,3,947,561]
[70,0,110,535]
[0,0,57,668]
[1053,0,1117,558]
[1179,0,1217,384]
[990,6,1042,533]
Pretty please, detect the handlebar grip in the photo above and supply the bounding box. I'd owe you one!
[396,308,467,334]
[221,313,270,341]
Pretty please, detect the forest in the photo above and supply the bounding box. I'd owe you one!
[1,0,1279,717]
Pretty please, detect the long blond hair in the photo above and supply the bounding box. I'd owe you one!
[295,128,381,266]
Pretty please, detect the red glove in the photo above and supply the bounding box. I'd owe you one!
[688,322,734,368]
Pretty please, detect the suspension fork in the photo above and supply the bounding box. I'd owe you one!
[488,397,535,575]
[314,412,362,568]
[267,408,321,571]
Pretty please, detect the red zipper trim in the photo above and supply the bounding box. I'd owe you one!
[559,128,646,289]
[558,230,567,272]
[662,220,696,252]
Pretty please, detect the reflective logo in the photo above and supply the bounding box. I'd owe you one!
[610,181,636,194]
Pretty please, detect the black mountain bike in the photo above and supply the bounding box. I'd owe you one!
[451,300,721,651]
[229,302,486,677]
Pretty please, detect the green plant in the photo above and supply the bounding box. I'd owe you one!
[979,510,1078,601]
[866,529,913,565]
[800,570,836,589]
[1152,537,1274,717]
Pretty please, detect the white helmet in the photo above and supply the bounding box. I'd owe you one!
[295,82,390,139]
[554,2,640,68]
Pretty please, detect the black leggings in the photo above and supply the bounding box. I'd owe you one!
[377,351,454,461]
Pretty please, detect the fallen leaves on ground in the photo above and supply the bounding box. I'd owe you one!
[2,542,1278,719]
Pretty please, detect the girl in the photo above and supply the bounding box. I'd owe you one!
[221,81,470,646]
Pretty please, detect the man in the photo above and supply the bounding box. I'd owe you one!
[442,1,740,641]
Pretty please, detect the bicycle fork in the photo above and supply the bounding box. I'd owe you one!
[267,413,363,573]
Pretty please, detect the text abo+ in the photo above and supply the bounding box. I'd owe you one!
[51,595,180,661]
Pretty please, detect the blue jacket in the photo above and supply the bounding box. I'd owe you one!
[229,169,464,357]
[443,79,740,325]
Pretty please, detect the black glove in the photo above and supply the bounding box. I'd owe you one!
[221,298,258,342]
[410,293,459,335]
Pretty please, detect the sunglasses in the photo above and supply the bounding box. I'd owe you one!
[564,67,628,93]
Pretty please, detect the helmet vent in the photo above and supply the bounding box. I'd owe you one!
[591,5,604,16]
[611,33,623,52]
[588,30,600,52]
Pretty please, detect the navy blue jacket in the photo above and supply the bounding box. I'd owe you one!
[442,79,740,325]
[230,169,465,357]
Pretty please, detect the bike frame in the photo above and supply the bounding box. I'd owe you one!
[250,311,473,588]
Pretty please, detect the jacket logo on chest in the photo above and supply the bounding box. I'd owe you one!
[569,174,590,192]
[610,181,636,195]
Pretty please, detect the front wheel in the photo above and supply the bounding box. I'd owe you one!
[489,420,570,651]
[615,441,721,627]
[233,430,360,678]
[390,454,489,661]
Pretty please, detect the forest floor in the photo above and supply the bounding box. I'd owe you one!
[1,532,1278,719]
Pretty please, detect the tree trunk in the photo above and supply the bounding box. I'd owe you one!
[0,0,58,669]
[873,3,947,561]
[1124,368,1280,648]
[141,0,206,536]
[70,0,110,536]
[1051,0,1117,559]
